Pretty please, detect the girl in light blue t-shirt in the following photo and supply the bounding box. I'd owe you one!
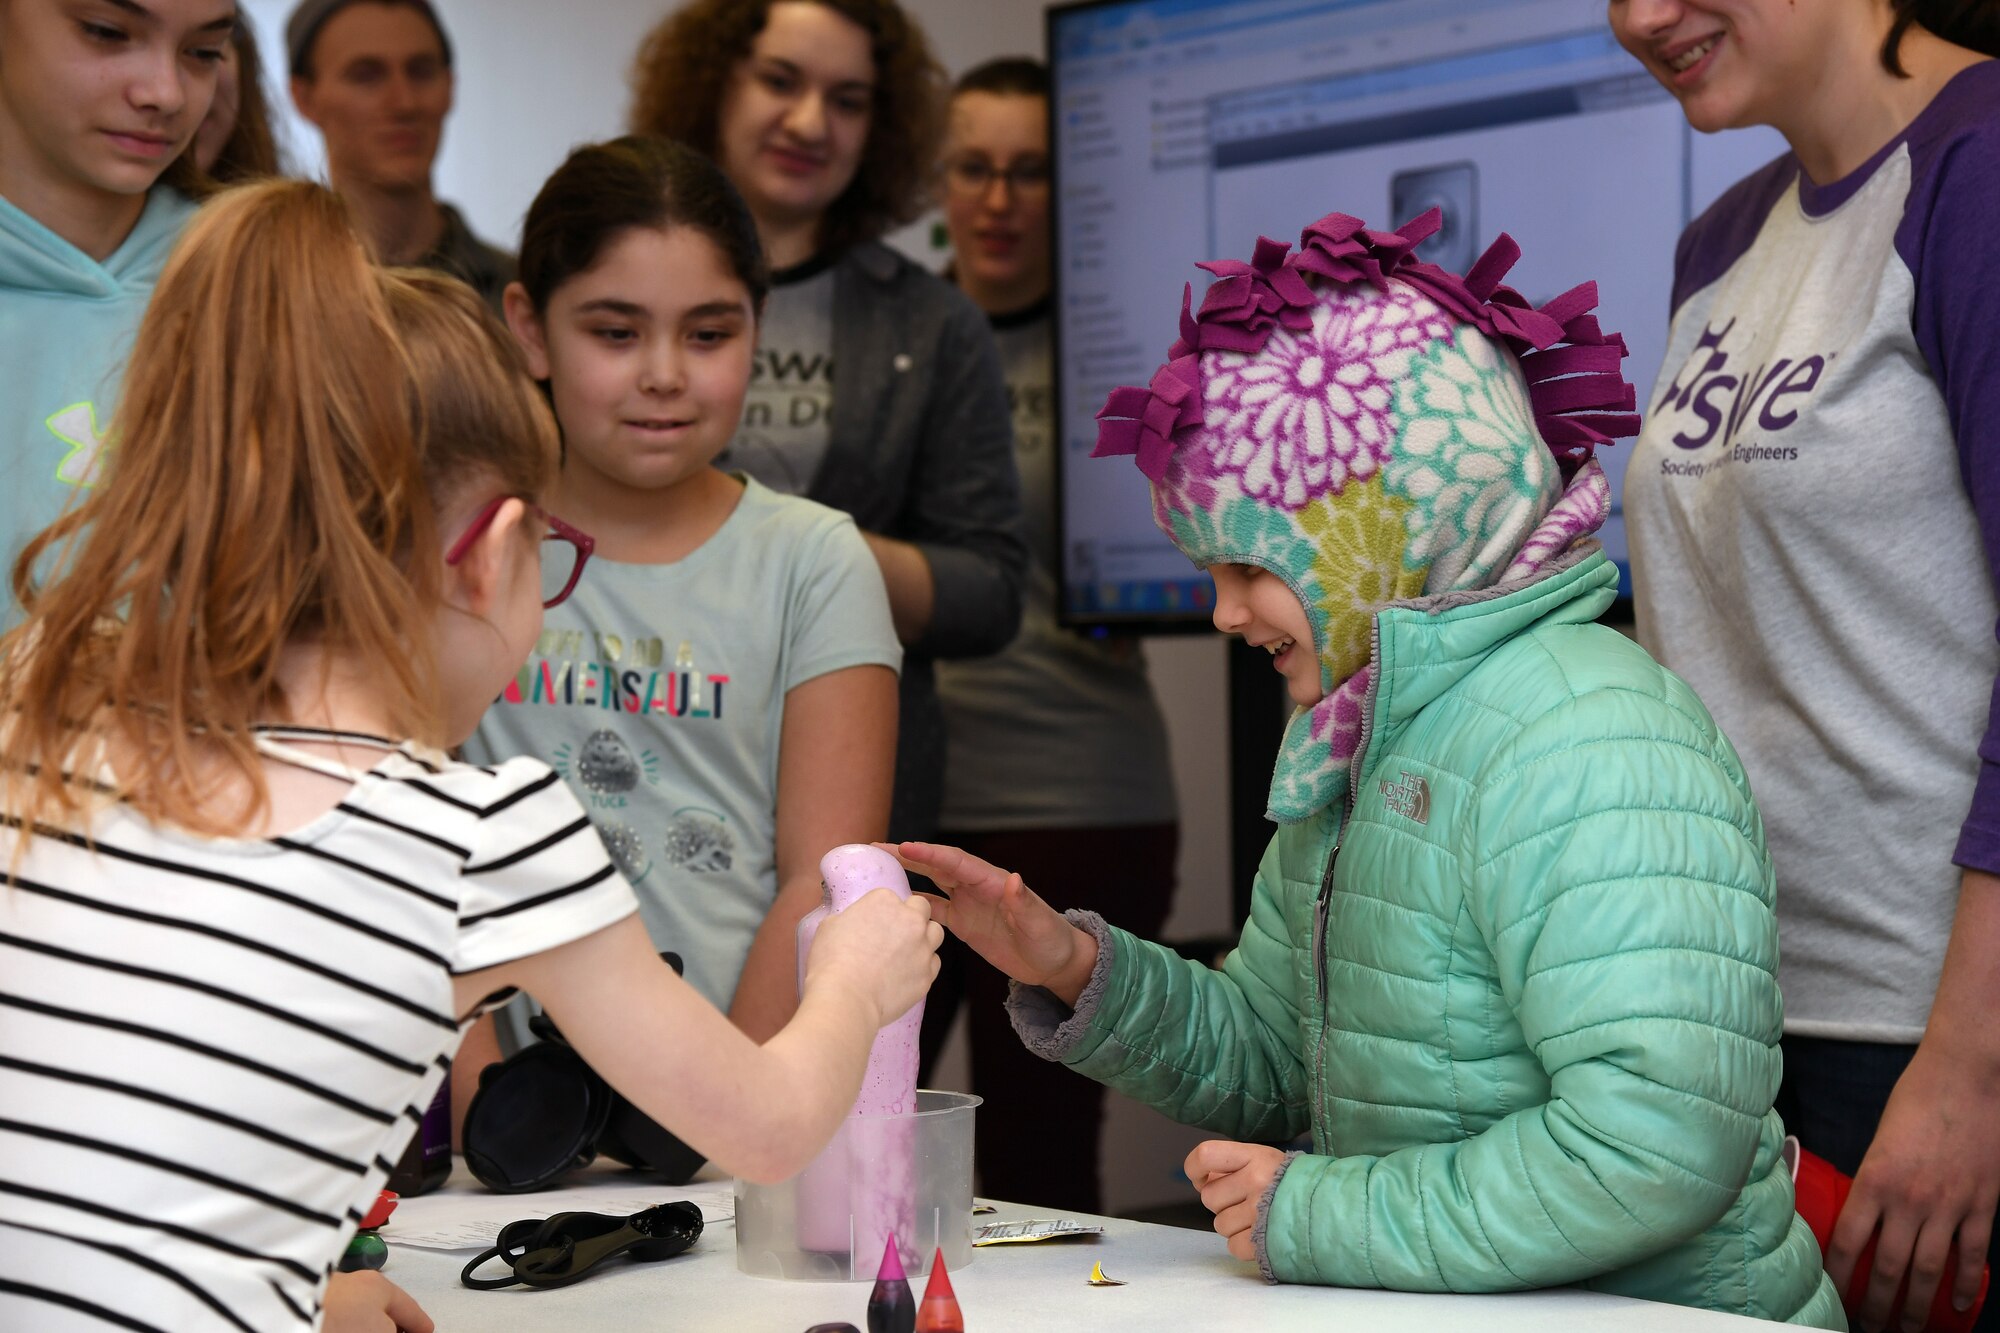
[464,137,902,1064]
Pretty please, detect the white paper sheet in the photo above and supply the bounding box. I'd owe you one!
[383,1179,736,1252]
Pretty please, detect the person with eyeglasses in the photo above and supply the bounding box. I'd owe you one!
[0,181,941,1333]
[457,136,905,1069]
[630,1,1028,904]
[924,57,1180,1217]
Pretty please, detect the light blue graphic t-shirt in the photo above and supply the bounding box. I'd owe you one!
[1,188,198,624]
[465,479,901,1009]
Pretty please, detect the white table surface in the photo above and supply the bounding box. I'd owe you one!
[377,1163,1783,1332]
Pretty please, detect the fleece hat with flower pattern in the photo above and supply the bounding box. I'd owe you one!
[1095,209,1640,824]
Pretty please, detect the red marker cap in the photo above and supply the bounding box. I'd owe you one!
[358,1190,398,1232]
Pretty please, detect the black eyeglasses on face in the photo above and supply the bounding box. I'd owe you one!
[943,156,1051,198]
[444,497,595,610]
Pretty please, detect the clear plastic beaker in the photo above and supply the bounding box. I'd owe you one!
[734,1089,980,1281]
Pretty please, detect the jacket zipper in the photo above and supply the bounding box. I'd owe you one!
[1308,617,1380,1147]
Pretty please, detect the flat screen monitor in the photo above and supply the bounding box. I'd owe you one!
[1049,0,1787,630]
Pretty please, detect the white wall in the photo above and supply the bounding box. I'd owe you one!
[241,0,1059,252]
[239,0,1235,1215]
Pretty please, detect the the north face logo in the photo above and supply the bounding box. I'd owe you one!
[1379,771,1430,824]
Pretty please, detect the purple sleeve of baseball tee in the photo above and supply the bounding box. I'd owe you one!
[1897,64,2000,874]
[1668,152,1797,318]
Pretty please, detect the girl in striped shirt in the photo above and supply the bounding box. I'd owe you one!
[0,178,941,1333]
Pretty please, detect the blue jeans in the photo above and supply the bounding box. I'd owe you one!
[1776,1035,2000,1331]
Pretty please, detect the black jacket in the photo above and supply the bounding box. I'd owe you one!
[809,241,1027,838]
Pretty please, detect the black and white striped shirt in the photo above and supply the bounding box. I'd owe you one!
[0,730,637,1331]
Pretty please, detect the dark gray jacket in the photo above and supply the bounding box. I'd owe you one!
[421,203,515,319]
[809,241,1027,838]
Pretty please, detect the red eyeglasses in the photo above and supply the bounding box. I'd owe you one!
[445,497,595,610]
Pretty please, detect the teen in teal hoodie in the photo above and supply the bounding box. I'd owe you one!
[0,0,227,619]
[1,188,198,607]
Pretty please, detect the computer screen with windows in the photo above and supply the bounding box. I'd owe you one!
[1049,0,1787,629]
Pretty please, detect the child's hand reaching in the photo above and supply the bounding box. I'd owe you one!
[1186,1140,1289,1264]
[885,841,1099,1006]
[323,1270,433,1333]
[804,887,945,1026]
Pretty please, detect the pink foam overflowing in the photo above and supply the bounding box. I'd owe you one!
[1094,207,1641,485]
[794,845,925,1265]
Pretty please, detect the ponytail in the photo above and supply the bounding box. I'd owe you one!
[379,267,560,511]
[1883,0,2000,74]
[3,180,437,839]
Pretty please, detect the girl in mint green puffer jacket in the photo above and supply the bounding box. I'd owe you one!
[898,212,1845,1327]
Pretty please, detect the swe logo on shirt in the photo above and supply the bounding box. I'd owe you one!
[744,348,834,430]
[1653,318,1836,471]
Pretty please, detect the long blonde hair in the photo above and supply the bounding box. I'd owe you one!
[1,181,548,842]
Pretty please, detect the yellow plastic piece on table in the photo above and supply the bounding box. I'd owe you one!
[1087,1261,1126,1287]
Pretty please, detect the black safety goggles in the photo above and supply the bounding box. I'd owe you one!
[460,953,706,1193]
